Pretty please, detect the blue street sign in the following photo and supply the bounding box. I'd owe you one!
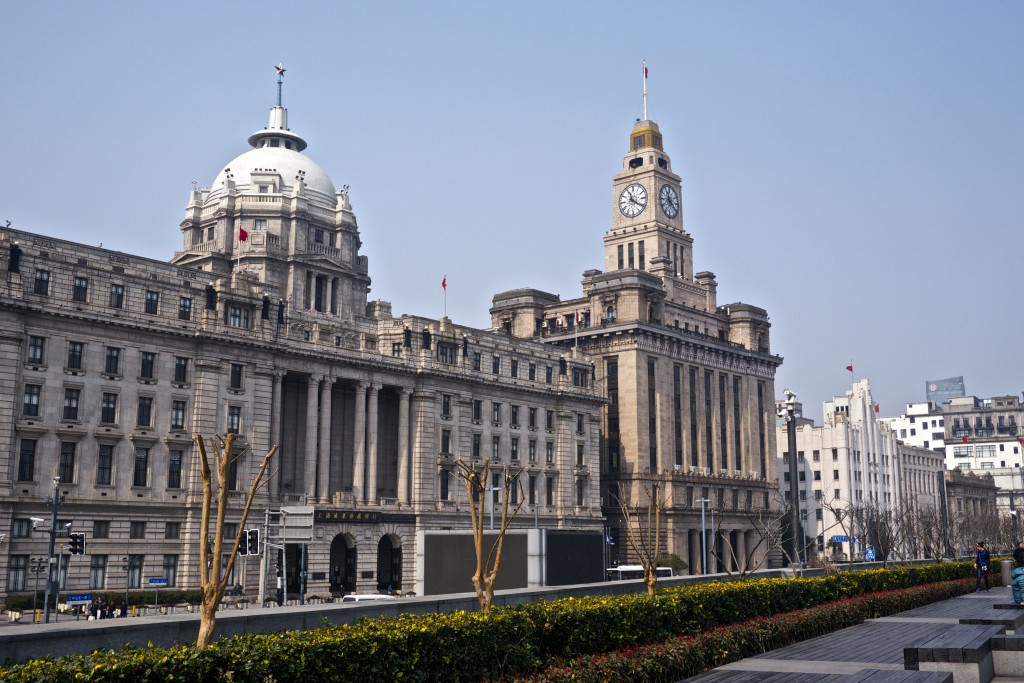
[148,577,168,587]
[831,535,857,543]
[65,593,92,605]
[865,549,876,560]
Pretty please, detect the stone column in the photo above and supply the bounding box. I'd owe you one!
[269,371,284,497]
[737,529,748,573]
[397,387,410,504]
[304,375,319,498]
[352,381,367,502]
[366,384,380,503]
[317,375,333,503]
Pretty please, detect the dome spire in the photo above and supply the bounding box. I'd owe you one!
[247,63,307,152]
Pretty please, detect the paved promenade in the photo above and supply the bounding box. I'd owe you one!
[686,586,1024,683]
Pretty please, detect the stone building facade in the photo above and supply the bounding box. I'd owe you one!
[0,95,604,603]
[491,119,782,574]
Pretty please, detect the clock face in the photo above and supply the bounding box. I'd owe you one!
[659,185,679,218]
[619,183,648,217]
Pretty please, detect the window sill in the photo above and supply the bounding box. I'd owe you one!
[102,373,122,381]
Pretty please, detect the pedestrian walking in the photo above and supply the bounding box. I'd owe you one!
[1012,541,1024,604]
[975,541,990,592]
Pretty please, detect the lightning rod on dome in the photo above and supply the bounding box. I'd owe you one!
[642,60,648,121]
[275,63,286,107]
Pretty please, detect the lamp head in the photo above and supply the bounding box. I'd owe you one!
[783,389,797,406]
[29,517,45,524]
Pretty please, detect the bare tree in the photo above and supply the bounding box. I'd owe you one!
[710,494,788,579]
[618,481,666,595]
[195,434,277,649]
[455,458,523,612]
[819,496,857,570]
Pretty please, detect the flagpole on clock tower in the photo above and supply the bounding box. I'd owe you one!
[642,60,648,121]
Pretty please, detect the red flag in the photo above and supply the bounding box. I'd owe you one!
[845,364,853,372]
[644,64,648,79]
[962,436,968,445]
[238,225,248,242]
[874,404,879,413]
[441,275,447,291]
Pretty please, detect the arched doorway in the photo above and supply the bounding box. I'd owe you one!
[329,534,356,595]
[376,534,402,593]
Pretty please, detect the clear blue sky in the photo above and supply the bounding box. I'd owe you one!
[4,2,1022,421]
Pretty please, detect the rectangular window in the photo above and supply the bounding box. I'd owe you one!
[472,399,482,421]
[511,437,519,461]
[109,284,124,309]
[133,447,149,487]
[66,341,84,370]
[529,440,537,462]
[104,347,121,375]
[72,276,88,303]
[27,335,46,364]
[492,355,500,374]
[22,384,40,417]
[127,555,143,588]
[576,479,584,506]
[17,439,36,481]
[168,450,183,489]
[173,356,189,383]
[136,396,153,427]
[628,242,635,269]
[577,413,585,433]
[100,392,118,423]
[576,443,585,466]
[178,296,192,321]
[63,387,80,420]
[528,363,536,380]
[546,441,554,463]
[7,555,27,592]
[441,429,452,454]
[441,394,452,418]
[171,400,186,430]
[437,343,456,364]
[140,351,155,379]
[510,405,520,427]
[59,441,76,483]
[163,555,179,587]
[227,306,250,328]
[227,406,242,434]
[96,444,113,486]
[510,359,519,378]
[472,352,481,371]
[93,520,110,538]
[617,244,624,269]
[89,555,107,589]
[529,475,537,504]
[145,290,160,314]
[546,476,554,505]
[528,407,537,429]
[11,519,30,538]
[229,363,243,389]
[545,410,554,430]
[545,366,553,384]
[439,469,450,500]
[33,269,50,296]
[472,433,481,458]
[638,240,645,270]
[492,435,501,459]
[492,402,502,423]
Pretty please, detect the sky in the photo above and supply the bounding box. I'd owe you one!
[3,2,1022,422]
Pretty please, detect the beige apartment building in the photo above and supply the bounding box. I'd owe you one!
[492,119,783,574]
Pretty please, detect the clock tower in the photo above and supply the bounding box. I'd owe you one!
[604,119,694,281]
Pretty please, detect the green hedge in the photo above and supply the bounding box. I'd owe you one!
[0,562,981,682]
[516,578,978,682]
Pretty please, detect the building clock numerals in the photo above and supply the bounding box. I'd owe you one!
[659,184,679,218]
[618,183,647,217]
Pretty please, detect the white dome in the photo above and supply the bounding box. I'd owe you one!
[212,146,337,201]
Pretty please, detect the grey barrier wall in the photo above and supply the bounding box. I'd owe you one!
[0,560,916,665]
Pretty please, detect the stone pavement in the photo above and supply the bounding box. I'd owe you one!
[685,587,1024,683]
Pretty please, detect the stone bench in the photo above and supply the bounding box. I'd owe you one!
[958,608,1024,634]
[988,635,1024,678]
[904,624,1005,683]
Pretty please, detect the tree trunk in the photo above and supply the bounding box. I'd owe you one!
[196,596,218,649]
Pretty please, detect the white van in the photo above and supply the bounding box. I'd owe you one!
[340,594,397,602]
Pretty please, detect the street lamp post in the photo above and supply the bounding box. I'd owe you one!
[697,498,709,574]
[781,390,801,570]
[41,476,61,624]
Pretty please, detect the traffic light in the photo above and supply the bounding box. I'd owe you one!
[68,532,86,556]
[237,530,249,556]
[247,528,260,556]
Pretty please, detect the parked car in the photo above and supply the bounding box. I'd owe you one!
[340,594,397,603]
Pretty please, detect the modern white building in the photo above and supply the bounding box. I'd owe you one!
[881,402,945,454]
[777,379,904,561]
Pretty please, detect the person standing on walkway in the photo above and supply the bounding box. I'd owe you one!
[1012,541,1024,604]
[976,541,990,592]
